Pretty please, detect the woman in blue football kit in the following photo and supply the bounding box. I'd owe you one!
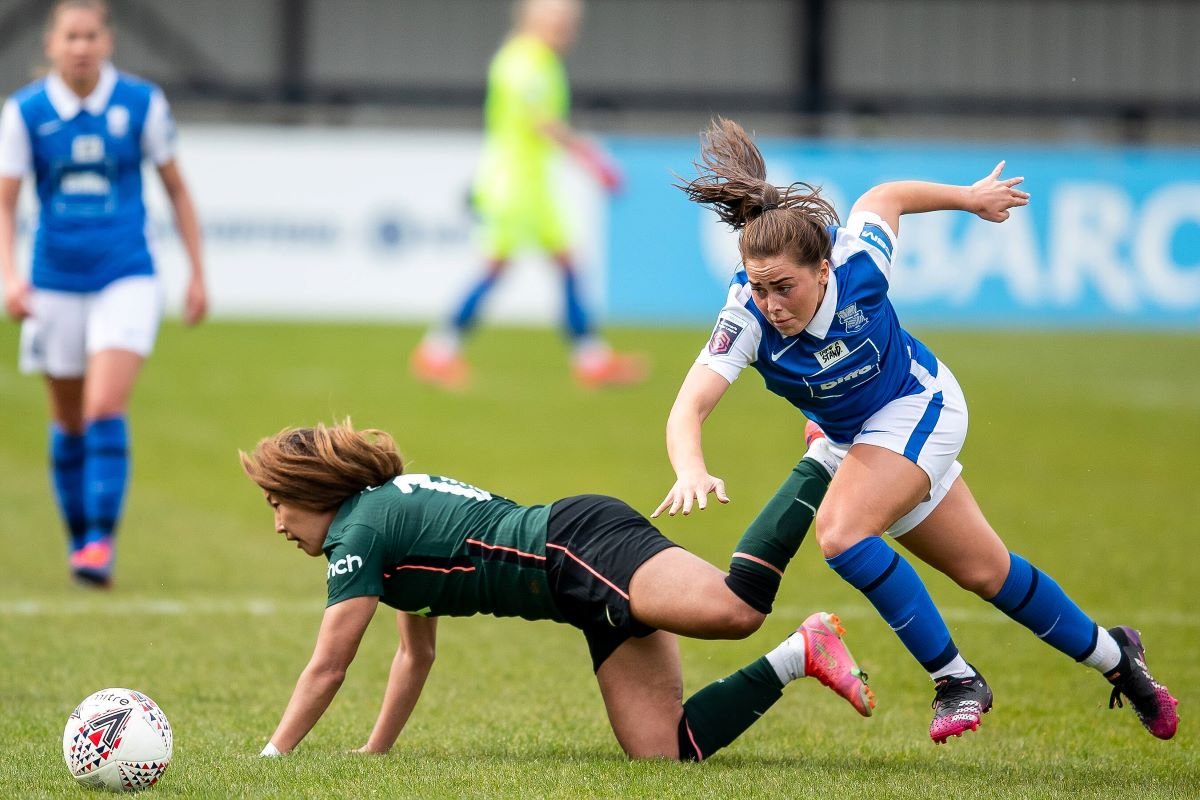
[655,118,1178,743]
[0,0,207,586]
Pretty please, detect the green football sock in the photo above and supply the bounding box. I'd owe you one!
[724,457,831,613]
[677,657,783,761]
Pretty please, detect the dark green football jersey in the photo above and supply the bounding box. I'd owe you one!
[322,474,563,622]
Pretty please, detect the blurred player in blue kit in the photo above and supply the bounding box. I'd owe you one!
[655,118,1179,743]
[411,0,645,390]
[0,0,207,586]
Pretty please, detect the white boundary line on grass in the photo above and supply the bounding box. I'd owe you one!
[775,605,1200,628]
[0,598,321,616]
[1,599,1197,627]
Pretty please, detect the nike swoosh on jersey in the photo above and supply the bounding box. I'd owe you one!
[770,339,800,361]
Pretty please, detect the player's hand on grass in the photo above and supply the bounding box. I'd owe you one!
[352,745,384,755]
[969,160,1030,222]
[652,473,730,518]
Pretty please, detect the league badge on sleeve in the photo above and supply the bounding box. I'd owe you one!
[708,316,745,356]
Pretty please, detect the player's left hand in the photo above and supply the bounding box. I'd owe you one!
[594,158,624,194]
[352,744,387,755]
[969,161,1030,222]
[183,275,207,326]
[569,138,625,194]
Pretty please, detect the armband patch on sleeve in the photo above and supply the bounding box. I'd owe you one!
[708,316,745,356]
[859,223,893,260]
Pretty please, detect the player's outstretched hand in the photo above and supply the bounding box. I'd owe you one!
[652,473,730,518]
[969,160,1030,222]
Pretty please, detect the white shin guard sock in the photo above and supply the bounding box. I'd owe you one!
[765,631,807,685]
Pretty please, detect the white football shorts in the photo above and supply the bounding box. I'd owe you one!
[809,359,967,536]
[18,275,163,378]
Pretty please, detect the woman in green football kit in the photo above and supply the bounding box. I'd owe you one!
[241,420,875,761]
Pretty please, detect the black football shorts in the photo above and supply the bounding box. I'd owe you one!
[545,494,680,671]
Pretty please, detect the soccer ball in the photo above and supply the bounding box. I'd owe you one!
[62,688,173,792]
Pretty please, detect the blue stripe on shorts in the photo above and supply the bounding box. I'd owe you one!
[903,391,943,463]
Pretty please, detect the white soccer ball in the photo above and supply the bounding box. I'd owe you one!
[62,688,173,792]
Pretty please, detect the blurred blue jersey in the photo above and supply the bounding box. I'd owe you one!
[697,211,941,444]
[6,65,173,293]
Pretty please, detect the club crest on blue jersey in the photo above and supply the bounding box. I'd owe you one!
[708,316,744,355]
[106,105,129,138]
[836,303,868,333]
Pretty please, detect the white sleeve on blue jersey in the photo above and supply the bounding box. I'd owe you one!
[694,283,762,384]
[0,99,30,178]
[140,90,176,166]
[836,210,898,282]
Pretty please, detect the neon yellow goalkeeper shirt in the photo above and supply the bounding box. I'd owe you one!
[474,33,569,212]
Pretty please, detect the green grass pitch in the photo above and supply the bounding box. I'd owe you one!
[1,321,1197,798]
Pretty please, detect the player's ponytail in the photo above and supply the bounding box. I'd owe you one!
[679,117,838,268]
[240,419,404,511]
[678,116,779,228]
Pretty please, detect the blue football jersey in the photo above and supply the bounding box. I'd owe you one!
[5,64,173,292]
[697,211,941,444]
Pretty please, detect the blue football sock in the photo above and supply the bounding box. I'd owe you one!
[988,552,1100,661]
[50,425,87,551]
[83,416,129,546]
[827,536,959,673]
[451,270,502,333]
[561,267,593,340]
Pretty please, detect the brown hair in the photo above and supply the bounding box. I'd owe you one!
[679,117,839,269]
[240,420,404,512]
[46,0,111,31]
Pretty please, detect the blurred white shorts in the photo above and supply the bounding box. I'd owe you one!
[19,275,163,378]
[807,359,967,536]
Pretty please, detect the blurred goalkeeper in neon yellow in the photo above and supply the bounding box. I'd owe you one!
[412,0,646,390]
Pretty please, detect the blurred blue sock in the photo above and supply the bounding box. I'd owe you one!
[562,268,592,340]
[83,416,129,546]
[452,271,501,333]
[50,425,87,552]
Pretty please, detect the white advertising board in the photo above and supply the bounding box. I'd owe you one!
[14,125,608,323]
